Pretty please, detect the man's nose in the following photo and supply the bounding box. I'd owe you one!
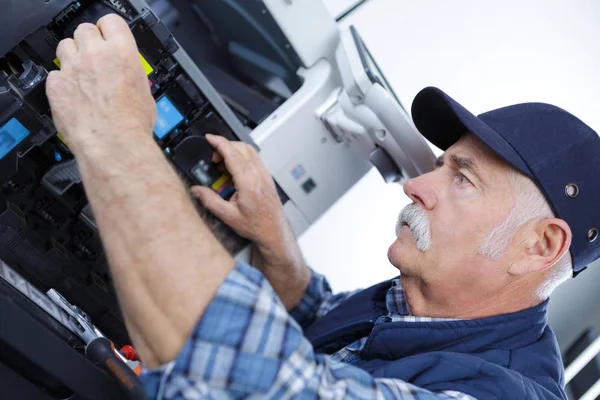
[403,174,437,210]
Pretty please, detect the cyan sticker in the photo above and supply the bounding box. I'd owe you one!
[0,118,30,159]
[291,164,306,181]
[153,96,184,140]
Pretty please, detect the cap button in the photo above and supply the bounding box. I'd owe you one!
[587,228,598,243]
[565,183,579,198]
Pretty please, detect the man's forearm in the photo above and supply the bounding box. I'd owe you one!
[252,230,311,310]
[74,136,235,369]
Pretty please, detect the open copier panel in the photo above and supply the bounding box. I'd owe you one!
[0,0,257,349]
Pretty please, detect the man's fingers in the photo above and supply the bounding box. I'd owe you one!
[56,38,78,67]
[45,71,65,113]
[73,23,103,50]
[231,141,257,160]
[97,14,136,48]
[46,70,63,97]
[190,186,239,224]
[212,153,224,164]
[206,134,260,167]
[204,134,248,178]
[208,135,224,164]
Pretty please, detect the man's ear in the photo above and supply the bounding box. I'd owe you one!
[508,218,572,276]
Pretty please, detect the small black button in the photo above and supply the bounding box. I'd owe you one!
[302,178,317,194]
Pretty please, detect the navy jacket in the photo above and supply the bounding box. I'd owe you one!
[304,279,567,400]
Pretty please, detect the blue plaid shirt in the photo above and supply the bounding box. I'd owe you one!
[141,263,476,399]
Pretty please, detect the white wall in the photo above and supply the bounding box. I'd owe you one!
[299,0,600,350]
[322,0,366,20]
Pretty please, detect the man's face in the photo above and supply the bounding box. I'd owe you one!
[388,134,517,293]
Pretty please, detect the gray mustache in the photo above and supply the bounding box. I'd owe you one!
[396,203,432,251]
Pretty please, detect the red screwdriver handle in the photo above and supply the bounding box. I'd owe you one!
[86,337,147,400]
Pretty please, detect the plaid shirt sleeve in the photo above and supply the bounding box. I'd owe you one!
[289,268,361,328]
[140,262,477,400]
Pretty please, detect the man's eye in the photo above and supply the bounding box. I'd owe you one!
[454,173,471,185]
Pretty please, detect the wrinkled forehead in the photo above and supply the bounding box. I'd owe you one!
[447,133,516,178]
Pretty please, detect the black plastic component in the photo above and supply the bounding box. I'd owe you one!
[301,178,317,194]
[141,10,179,56]
[22,27,61,73]
[80,203,98,231]
[0,204,129,345]
[19,61,45,90]
[0,286,130,400]
[164,81,198,117]
[0,361,58,400]
[202,65,279,126]
[188,0,302,92]
[0,72,21,116]
[131,10,179,65]
[0,72,47,181]
[19,62,51,115]
[275,182,290,206]
[42,159,82,196]
[187,109,236,142]
[370,146,402,183]
[0,207,64,288]
[0,3,264,396]
[171,135,220,186]
[0,0,253,355]
[0,79,44,138]
[175,74,206,107]
[0,0,74,57]
[58,2,120,38]
[0,274,80,346]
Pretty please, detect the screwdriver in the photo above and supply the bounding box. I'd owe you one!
[47,289,147,400]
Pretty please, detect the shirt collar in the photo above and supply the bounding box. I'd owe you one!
[386,278,461,322]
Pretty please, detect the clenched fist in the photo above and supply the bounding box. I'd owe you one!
[46,14,156,155]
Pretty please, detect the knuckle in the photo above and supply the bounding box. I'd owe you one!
[82,45,100,57]
[46,70,59,84]
[46,71,67,93]
[83,47,107,63]
[56,38,71,52]
[45,72,60,95]
[75,22,95,33]
[250,186,266,199]
[98,13,122,27]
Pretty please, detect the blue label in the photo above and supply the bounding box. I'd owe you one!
[0,118,30,159]
[291,164,306,180]
[153,96,184,140]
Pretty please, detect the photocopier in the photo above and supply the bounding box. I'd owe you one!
[0,1,435,398]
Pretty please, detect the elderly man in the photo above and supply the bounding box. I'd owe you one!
[47,15,599,400]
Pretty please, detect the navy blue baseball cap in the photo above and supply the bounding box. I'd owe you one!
[411,87,600,276]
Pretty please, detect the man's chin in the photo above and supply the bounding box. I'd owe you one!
[388,235,426,270]
[387,238,408,268]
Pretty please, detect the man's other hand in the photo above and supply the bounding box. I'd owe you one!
[191,135,310,309]
[190,134,289,249]
[46,14,156,154]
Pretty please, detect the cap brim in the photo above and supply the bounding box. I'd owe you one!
[411,87,533,178]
